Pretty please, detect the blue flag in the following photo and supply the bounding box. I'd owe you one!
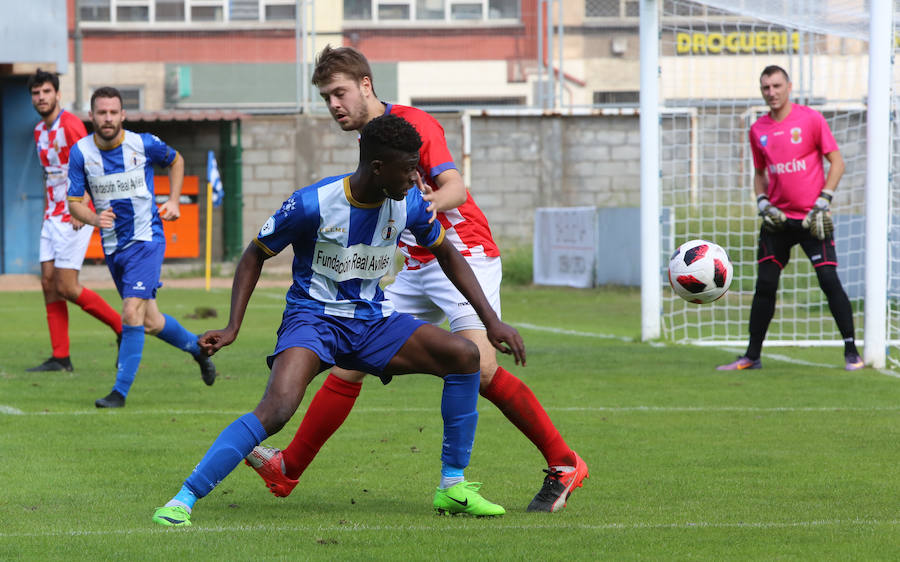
[208,150,223,208]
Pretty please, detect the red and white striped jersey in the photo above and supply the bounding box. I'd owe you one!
[384,103,500,269]
[33,110,88,221]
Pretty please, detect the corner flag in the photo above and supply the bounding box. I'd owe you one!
[205,150,223,291]
[208,150,223,207]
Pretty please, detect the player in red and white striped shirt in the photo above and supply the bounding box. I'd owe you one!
[243,46,588,513]
[26,69,121,372]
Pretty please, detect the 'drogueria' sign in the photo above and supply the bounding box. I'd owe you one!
[676,31,800,54]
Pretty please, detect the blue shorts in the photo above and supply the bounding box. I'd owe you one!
[267,309,426,384]
[105,240,164,299]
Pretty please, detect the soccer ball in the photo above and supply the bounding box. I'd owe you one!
[668,239,733,304]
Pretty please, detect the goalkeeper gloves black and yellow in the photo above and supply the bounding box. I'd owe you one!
[757,194,786,232]
[801,190,834,240]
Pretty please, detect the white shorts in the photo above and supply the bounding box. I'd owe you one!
[39,217,94,270]
[384,256,502,333]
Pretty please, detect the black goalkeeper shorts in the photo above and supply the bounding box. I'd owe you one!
[757,219,838,270]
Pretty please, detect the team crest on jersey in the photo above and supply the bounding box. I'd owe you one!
[132,152,139,167]
[381,220,398,241]
[790,127,802,144]
[281,197,296,216]
[760,135,768,147]
[260,216,275,236]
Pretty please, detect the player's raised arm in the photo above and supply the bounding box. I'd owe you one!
[430,238,526,365]
[159,153,184,221]
[421,168,467,216]
[198,241,269,354]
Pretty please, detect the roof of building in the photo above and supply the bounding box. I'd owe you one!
[73,109,248,122]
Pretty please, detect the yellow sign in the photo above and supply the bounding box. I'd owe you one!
[676,31,800,54]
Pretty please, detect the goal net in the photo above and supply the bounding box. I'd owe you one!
[654,0,892,359]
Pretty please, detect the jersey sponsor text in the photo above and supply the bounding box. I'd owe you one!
[768,158,807,175]
[88,169,149,201]
[312,241,395,282]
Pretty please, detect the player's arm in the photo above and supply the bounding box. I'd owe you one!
[429,239,526,365]
[753,166,786,232]
[68,193,87,230]
[67,146,115,229]
[753,167,768,198]
[158,152,184,221]
[802,149,845,240]
[68,196,116,229]
[822,150,845,194]
[421,168,467,217]
[198,240,269,354]
[64,118,91,230]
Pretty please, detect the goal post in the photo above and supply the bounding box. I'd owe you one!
[640,0,895,369]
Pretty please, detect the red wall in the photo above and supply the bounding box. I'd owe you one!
[67,0,540,64]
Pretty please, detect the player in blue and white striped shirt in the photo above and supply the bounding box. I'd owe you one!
[152,115,526,526]
[68,87,217,408]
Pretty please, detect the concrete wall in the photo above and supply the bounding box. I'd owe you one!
[238,112,642,266]
[0,0,68,72]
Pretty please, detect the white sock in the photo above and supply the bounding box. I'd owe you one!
[439,475,464,489]
[551,465,575,473]
[164,499,192,513]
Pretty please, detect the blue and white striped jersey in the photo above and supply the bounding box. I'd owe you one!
[255,174,445,319]
[67,130,178,254]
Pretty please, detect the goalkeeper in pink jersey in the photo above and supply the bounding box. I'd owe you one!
[718,65,863,372]
[243,45,588,513]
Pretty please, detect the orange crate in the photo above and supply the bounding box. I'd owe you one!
[85,175,200,259]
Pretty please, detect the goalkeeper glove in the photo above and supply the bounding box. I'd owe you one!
[801,190,834,240]
[757,194,786,232]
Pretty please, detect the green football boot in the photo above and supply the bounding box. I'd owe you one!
[152,505,192,527]
[433,481,505,517]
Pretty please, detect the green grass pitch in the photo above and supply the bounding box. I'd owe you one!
[1,284,899,560]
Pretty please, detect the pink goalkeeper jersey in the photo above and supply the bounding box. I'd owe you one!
[749,104,839,219]
[33,110,88,221]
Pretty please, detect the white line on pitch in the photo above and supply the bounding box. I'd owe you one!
[1,518,898,538]
[514,322,634,342]
[5,405,900,416]
[516,322,900,379]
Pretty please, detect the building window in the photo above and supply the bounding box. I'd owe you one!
[191,4,224,21]
[487,0,517,19]
[155,0,185,21]
[265,1,296,20]
[92,86,143,110]
[117,3,150,22]
[344,0,520,22]
[585,0,638,18]
[230,0,259,20]
[345,0,373,20]
[593,91,639,105]
[81,0,112,21]
[78,0,300,24]
[379,3,411,19]
[411,96,524,109]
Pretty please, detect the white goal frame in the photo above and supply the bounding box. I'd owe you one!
[639,0,893,369]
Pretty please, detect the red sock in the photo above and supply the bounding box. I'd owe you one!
[46,300,69,358]
[75,288,122,334]
[281,373,362,479]
[481,366,575,467]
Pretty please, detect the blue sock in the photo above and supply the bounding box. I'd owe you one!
[156,313,201,357]
[165,486,198,512]
[440,465,465,490]
[183,413,269,499]
[440,372,480,473]
[112,324,144,397]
